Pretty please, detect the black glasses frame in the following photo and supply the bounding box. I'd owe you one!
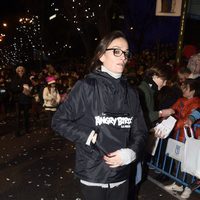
[106,48,132,59]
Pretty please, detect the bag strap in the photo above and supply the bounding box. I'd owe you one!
[184,126,194,139]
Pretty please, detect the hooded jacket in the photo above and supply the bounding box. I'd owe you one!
[138,78,159,129]
[52,70,147,183]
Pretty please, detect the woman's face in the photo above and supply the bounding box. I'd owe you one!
[99,37,129,74]
[50,83,56,88]
[17,68,25,77]
[152,75,167,90]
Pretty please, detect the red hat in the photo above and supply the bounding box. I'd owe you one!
[46,76,56,85]
[183,45,197,59]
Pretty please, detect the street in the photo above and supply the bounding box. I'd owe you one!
[0,115,199,200]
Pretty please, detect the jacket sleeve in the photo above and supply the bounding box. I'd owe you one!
[10,78,23,94]
[138,83,159,127]
[51,80,93,144]
[189,108,200,122]
[43,87,52,101]
[127,89,148,159]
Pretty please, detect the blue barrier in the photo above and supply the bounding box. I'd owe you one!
[147,123,200,194]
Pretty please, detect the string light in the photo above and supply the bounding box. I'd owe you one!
[0,0,122,66]
[0,13,43,66]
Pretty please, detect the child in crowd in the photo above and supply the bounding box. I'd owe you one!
[169,78,200,142]
[163,78,200,198]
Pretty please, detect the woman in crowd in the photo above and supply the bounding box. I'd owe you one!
[137,64,174,184]
[52,30,147,200]
[10,65,32,136]
[138,64,174,129]
[43,76,60,132]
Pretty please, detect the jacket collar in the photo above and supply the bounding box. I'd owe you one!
[144,77,158,92]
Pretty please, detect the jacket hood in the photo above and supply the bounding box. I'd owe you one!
[88,69,127,82]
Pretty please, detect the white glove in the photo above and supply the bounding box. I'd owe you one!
[154,116,177,139]
[118,148,136,165]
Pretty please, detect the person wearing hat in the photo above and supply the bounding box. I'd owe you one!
[43,76,60,132]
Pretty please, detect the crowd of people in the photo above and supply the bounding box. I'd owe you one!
[0,30,200,200]
[0,63,82,135]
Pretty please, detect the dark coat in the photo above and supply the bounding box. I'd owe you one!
[52,70,147,183]
[10,75,32,105]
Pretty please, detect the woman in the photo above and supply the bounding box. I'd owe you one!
[52,31,147,200]
[43,76,60,132]
[137,64,174,183]
[138,65,174,129]
[11,65,32,136]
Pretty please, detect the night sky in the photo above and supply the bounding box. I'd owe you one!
[0,1,26,17]
[1,0,199,67]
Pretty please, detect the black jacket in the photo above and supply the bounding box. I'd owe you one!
[10,75,32,104]
[52,70,147,183]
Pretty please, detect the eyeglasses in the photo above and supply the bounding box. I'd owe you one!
[106,48,132,59]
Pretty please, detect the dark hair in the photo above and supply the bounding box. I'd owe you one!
[90,30,127,71]
[178,67,191,75]
[144,64,172,81]
[184,78,200,97]
[31,77,39,82]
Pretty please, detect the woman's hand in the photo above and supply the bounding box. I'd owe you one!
[103,150,123,168]
[154,128,166,139]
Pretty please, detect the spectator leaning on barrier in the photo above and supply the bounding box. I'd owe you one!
[137,64,175,130]
[163,79,200,197]
[155,108,200,199]
[165,78,200,142]
[152,75,183,182]
[166,108,200,199]
[137,64,175,183]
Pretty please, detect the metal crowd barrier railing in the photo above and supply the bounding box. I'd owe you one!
[147,123,200,194]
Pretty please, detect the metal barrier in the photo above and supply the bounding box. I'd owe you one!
[147,123,200,194]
